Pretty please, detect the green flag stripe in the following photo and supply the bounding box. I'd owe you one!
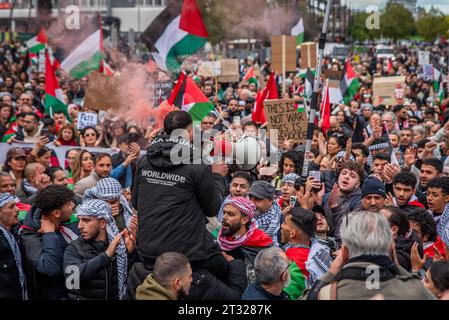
[188,102,215,122]
[166,34,207,72]
[68,51,103,79]
[283,261,307,300]
[45,94,69,119]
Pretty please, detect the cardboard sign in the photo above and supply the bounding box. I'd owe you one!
[418,51,430,66]
[423,64,434,81]
[373,76,405,106]
[324,70,342,80]
[300,42,317,69]
[84,71,122,111]
[271,36,297,73]
[263,99,307,146]
[197,61,221,78]
[77,112,98,130]
[151,81,173,107]
[218,59,239,83]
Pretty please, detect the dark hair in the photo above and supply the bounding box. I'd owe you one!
[231,171,251,185]
[163,110,193,135]
[81,126,98,137]
[407,208,437,242]
[243,121,257,130]
[289,207,317,238]
[329,134,347,149]
[373,152,390,162]
[45,166,64,182]
[417,139,430,149]
[94,153,111,165]
[153,252,190,289]
[427,177,449,196]
[352,143,369,157]
[279,150,303,176]
[35,185,75,216]
[42,116,55,128]
[36,146,51,158]
[118,133,131,145]
[341,161,364,183]
[392,171,417,188]
[429,261,449,293]
[383,206,410,236]
[3,148,28,172]
[23,112,39,123]
[421,158,443,174]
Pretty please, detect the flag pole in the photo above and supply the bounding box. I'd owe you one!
[209,42,219,97]
[301,0,332,178]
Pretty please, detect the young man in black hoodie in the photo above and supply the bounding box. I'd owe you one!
[132,110,228,283]
[19,185,78,300]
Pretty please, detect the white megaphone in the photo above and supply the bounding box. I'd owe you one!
[211,136,261,171]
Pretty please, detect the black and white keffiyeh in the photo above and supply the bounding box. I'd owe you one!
[75,199,128,300]
[84,178,133,228]
[255,201,282,247]
[0,193,27,299]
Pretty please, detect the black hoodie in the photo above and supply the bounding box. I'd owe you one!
[132,134,226,264]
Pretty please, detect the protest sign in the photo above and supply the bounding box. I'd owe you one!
[418,51,430,66]
[77,112,98,130]
[151,81,174,107]
[218,59,239,83]
[300,42,317,69]
[84,71,122,111]
[373,76,405,106]
[423,64,434,81]
[271,36,297,73]
[197,61,221,78]
[263,99,307,146]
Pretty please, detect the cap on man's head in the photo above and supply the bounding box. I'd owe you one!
[248,181,276,200]
[361,176,386,198]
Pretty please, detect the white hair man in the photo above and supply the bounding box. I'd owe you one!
[303,211,435,300]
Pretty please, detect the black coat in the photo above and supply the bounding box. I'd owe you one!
[132,134,226,263]
[0,226,23,300]
[19,206,80,300]
[63,238,119,300]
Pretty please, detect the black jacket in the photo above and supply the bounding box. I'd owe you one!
[0,225,23,300]
[63,238,119,300]
[132,134,226,263]
[19,206,80,300]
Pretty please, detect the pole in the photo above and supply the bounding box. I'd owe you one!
[301,0,333,178]
[282,35,286,95]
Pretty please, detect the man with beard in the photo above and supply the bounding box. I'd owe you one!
[218,196,272,282]
[63,199,136,300]
[136,252,193,300]
[14,113,43,143]
[361,176,387,212]
[280,207,332,300]
[241,247,290,300]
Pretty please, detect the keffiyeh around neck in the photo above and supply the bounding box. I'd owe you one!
[76,199,128,300]
[254,201,282,247]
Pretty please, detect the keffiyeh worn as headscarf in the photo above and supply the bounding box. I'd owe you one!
[218,197,258,251]
[84,178,133,228]
[0,193,27,300]
[75,199,128,300]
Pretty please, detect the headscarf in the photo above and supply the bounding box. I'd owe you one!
[75,199,128,300]
[84,178,133,228]
[0,193,27,299]
[218,196,258,251]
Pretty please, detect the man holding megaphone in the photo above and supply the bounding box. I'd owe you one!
[131,110,230,282]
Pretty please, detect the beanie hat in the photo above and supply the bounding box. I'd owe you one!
[361,176,387,198]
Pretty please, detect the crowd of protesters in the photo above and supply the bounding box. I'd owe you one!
[1,34,449,300]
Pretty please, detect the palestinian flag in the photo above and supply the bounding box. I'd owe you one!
[433,67,443,98]
[168,72,215,122]
[1,126,16,142]
[243,66,259,89]
[140,0,208,72]
[283,247,310,300]
[60,15,103,79]
[26,27,48,54]
[252,71,278,124]
[302,68,315,101]
[340,60,361,104]
[45,51,69,119]
[291,17,304,46]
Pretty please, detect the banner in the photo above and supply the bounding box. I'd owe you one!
[263,99,307,147]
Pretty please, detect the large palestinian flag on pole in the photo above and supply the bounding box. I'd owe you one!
[140,0,208,72]
[26,27,48,54]
[168,72,215,121]
[45,51,69,118]
[60,15,103,79]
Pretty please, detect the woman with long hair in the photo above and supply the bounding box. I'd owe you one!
[72,150,94,184]
[2,148,27,195]
[65,148,81,189]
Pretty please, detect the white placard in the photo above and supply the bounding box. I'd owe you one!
[418,51,430,66]
[77,112,98,130]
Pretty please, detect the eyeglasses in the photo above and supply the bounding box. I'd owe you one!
[84,133,97,137]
